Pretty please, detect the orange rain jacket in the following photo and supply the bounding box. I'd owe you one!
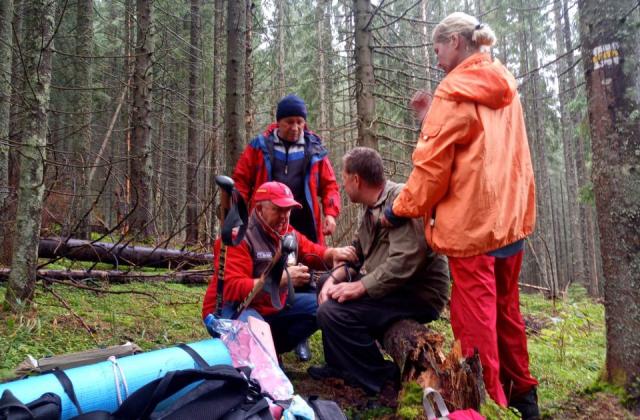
[392,53,536,257]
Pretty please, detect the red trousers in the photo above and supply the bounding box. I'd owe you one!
[448,251,538,406]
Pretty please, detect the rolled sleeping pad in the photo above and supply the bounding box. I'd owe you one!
[0,338,231,419]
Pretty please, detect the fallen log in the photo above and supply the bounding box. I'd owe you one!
[0,268,211,284]
[38,237,213,269]
[383,318,485,412]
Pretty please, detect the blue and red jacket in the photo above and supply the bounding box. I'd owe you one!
[232,123,341,246]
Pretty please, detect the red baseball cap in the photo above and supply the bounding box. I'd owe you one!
[254,181,302,209]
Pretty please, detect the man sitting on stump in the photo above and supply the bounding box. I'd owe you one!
[308,147,450,395]
[202,181,357,356]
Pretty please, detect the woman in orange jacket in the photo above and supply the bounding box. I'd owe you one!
[382,12,540,420]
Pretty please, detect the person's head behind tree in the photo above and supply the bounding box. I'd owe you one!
[276,94,307,142]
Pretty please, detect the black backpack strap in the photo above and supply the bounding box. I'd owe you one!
[51,369,83,415]
[176,344,210,369]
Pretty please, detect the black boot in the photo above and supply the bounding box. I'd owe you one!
[509,387,540,420]
[294,339,312,362]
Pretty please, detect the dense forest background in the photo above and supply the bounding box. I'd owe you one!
[0,0,638,397]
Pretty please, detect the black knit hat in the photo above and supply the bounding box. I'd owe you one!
[276,94,307,120]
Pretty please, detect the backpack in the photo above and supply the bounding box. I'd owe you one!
[69,364,273,420]
[0,390,62,420]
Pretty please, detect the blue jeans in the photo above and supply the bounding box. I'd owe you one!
[221,292,318,354]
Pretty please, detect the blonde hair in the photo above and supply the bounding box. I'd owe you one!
[432,12,496,52]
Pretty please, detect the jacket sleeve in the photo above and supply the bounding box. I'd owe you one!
[296,230,328,270]
[317,156,341,218]
[232,144,259,203]
[359,218,431,298]
[392,100,474,219]
[219,241,257,303]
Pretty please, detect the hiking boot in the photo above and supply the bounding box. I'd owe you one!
[294,339,312,362]
[307,365,343,381]
[509,387,540,420]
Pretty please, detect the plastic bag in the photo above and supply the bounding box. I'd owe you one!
[204,314,294,402]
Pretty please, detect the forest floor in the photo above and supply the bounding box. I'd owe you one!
[0,277,638,419]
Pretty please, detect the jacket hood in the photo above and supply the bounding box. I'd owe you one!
[435,53,517,109]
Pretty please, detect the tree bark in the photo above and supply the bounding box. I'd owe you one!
[244,0,254,143]
[0,0,13,210]
[224,0,246,175]
[275,0,286,100]
[37,237,213,269]
[0,0,23,266]
[129,0,154,236]
[578,0,640,396]
[4,0,56,312]
[67,0,93,239]
[185,0,201,245]
[553,0,586,289]
[383,319,485,411]
[209,0,225,245]
[353,0,377,148]
[316,0,331,141]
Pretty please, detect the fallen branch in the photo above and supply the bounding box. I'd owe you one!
[38,237,214,269]
[42,283,98,344]
[0,268,211,285]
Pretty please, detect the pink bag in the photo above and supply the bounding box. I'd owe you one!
[423,387,486,420]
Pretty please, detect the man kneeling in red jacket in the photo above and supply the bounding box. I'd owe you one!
[202,181,357,356]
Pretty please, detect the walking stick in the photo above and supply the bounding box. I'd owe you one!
[213,175,248,317]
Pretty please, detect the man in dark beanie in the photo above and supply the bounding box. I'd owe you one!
[232,94,341,362]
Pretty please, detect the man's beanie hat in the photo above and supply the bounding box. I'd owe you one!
[276,94,307,121]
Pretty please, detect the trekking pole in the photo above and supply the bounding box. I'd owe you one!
[213,175,248,317]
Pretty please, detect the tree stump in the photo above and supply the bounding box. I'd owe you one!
[383,318,485,411]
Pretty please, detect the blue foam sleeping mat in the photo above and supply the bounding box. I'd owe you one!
[0,338,231,419]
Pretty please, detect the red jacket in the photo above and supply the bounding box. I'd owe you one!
[232,123,341,245]
[202,214,327,319]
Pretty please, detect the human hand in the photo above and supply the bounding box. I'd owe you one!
[329,245,358,266]
[322,215,336,235]
[318,276,335,305]
[410,90,433,121]
[282,263,310,288]
[327,280,366,303]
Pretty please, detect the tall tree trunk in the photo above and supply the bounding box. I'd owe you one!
[224,0,246,175]
[117,0,134,232]
[244,0,254,142]
[67,0,93,239]
[316,0,331,141]
[4,0,56,312]
[185,0,201,245]
[0,0,23,265]
[129,0,154,236]
[0,0,13,211]
[563,0,601,295]
[578,0,640,396]
[517,5,555,291]
[275,0,286,99]
[209,0,225,245]
[353,0,377,149]
[553,0,585,288]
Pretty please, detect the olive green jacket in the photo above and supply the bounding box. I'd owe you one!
[357,181,450,313]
